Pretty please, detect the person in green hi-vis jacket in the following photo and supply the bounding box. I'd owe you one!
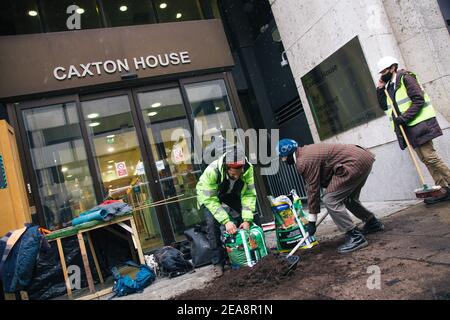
[196,147,257,277]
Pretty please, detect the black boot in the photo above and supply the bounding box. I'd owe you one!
[337,228,368,254]
[361,216,385,235]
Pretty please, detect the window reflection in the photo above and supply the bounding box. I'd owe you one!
[185,79,236,155]
[0,0,221,35]
[138,88,203,240]
[81,95,164,251]
[154,0,203,23]
[23,103,97,230]
[40,0,102,32]
[102,0,157,27]
[0,0,42,35]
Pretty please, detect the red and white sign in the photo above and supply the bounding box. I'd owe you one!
[172,144,185,163]
[115,161,128,177]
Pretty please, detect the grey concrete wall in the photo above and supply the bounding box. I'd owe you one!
[270,0,450,201]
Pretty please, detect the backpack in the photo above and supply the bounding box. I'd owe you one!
[111,261,155,298]
[153,246,194,278]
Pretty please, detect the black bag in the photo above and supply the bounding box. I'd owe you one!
[153,246,193,278]
[184,227,215,268]
[171,240,192,261]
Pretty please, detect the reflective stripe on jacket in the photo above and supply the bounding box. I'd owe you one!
[385,72,436,128]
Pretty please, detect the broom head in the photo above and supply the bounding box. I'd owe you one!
[414,185,442,198]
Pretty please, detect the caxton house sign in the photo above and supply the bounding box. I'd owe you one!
[53,51,191,80]
[0,20,234,99]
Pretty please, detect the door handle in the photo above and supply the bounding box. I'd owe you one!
[26,183,32,194]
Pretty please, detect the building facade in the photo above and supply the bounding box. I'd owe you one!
[1,0,449,253]
[1,0,316,252]
[0,1,250,252]
[270,0,450,201]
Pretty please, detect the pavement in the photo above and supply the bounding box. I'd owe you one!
[103,199,433,300]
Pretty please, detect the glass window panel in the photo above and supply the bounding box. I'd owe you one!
[155,0,203,23]
[81,95,163,251]
[137,87,203,240]
[102,0,157,27]
[197,0,221,19]
[23,103,97,230]
[40,0,102,32]
[209,0,221,19]
[184,79,237,155]
[0,0,42,35]
[243,0,273,41]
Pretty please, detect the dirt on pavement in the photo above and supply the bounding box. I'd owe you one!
[174,201,450,300]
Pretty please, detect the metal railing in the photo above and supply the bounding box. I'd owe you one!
[263,159,308,199]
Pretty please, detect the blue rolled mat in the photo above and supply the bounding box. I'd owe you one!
[72,208,108,226]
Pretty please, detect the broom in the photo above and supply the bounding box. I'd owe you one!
[384,89,442,199]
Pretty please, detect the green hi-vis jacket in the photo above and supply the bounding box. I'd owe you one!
[196,154,256,225]
[385,71,436,128]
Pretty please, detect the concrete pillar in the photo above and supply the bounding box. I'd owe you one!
[382,0,450,122]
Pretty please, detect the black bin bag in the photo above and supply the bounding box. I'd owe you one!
[184,226,214,268]
[27,227,131,300]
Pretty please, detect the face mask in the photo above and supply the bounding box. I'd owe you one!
[285,153,296,165]
[381,71,393,83]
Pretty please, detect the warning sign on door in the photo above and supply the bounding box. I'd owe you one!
[115,161,128,177]
[172,143,185,164]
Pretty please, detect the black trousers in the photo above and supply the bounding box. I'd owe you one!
[203,205,235,266]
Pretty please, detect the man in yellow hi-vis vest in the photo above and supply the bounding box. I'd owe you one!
[376,56,450,204]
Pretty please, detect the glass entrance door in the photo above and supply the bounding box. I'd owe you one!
[80,93,163,251]
[134,79,240,241]
[22,102,97,230]
[183,78,238,150]
[19,74,241,248]
[135,86,203,241]
[79,79,239,246]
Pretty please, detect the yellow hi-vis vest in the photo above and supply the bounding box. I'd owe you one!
[385,72,436,129]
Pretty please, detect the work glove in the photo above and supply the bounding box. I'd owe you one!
[304,221,316,237]
[393,115,407,127]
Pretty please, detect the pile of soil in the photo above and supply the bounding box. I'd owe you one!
[173,252,296,300]
[173,202,450,300]
[173,242,339,300]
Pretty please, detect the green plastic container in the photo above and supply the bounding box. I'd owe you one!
[224,224,268,268]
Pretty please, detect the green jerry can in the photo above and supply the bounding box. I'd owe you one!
[224,224,268,268]
[269,190,318,253]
